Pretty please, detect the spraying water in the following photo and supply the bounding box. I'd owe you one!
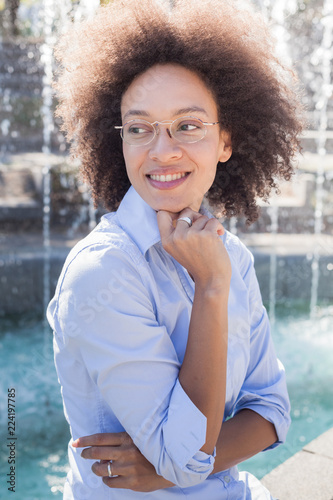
[40,0,100,330]
[261,0,295,324]
[41,0,55,334]
[310,0,333,318]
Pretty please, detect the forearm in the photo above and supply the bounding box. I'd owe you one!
[134,409,277,490]
[179,284,229,455]
[149,410,277,488]
[212,409,278,473]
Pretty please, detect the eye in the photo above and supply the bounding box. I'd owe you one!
[178,122,199,132]
[176,119,203,133]
[130,128,143,134]
[128,124,152,135]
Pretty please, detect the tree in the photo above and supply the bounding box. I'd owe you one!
[4,0,20,35]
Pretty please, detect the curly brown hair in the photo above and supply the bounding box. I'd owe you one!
[54,0,304,224]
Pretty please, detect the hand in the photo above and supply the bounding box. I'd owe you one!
[73,432,174,492]
[157,208,231,290]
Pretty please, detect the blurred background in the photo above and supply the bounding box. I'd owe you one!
[0,0,332,498]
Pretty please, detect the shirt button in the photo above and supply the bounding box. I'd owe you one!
[223,475,231,483]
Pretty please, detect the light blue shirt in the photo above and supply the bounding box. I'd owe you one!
[47,186,290,499]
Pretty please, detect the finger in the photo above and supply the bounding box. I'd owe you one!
[175,212,224,236]
[158,208,201,233]
[188,215,224,235]
[91,460,119,478]
[81,446,122,461]
[156,210,175,241]
[72,432,129,448]
[202,217,225,236]
[92,460,134,479]
[102,475,133,489]
[174,210,203,233]
[189,215,210,231]
[177,208,202,223]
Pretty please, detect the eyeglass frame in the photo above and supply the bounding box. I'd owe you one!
[114,115,220,146]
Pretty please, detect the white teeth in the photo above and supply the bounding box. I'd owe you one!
[149,172,187,182]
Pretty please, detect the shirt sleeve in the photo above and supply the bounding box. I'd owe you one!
[232,242,291,449]
[50,242,215,487]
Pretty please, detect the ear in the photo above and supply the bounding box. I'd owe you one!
[218,130,232,163]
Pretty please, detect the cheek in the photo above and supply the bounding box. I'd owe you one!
[122,143,131,167]
[192,144,219,177]
[204,167,218,192]
[123,146,140,177]
[200,153,219,190]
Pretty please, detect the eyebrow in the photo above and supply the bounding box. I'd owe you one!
[122,106,209,121]
[123,109,150,121]
[174,106,209,117]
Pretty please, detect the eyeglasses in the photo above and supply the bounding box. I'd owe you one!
[114,116,220,146]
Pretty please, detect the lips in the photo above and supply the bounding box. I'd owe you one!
[146,171,190,190]
[148,172,187,182]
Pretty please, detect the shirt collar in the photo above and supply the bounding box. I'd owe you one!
[116,185,216,256]
[116,186,161,256]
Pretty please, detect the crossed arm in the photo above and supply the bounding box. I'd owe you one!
[69,208,282,492]
[73,409,278,492]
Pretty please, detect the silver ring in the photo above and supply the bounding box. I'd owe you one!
[177,216,192,228]
[107,461,113,478]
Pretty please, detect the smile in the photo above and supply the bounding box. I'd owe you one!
[148,172,187,182]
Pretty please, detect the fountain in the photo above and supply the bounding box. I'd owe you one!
[1,0,332,318]
[265,0,296,326]
[225,0,333,321]
[309,0,333,318]
[40,0,55,332]
[0,0,332,497]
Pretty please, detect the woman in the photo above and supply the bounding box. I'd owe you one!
[47,0,303,498]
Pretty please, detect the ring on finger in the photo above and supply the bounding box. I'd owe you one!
[107,461,114,478]
[177,216,192,228]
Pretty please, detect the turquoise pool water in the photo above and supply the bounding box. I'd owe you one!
[1,307,332,499]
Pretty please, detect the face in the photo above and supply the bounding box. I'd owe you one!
[120,64,232,213]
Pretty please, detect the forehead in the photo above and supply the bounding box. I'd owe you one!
[121,64,218,119]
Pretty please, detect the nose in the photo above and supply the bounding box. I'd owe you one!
[148,127,183,162]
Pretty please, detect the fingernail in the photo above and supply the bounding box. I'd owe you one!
[72,439,78,447]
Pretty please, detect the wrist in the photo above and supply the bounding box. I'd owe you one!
[194,278,231,297]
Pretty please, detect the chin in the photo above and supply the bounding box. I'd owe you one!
[152,201,188,214]
[144,191,201,213]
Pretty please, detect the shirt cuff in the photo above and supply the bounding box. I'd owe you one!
[163,379,214,470]
[238,401,291,450]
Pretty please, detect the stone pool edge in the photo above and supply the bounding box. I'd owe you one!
[261,427,333,500]
[1,232,332,316]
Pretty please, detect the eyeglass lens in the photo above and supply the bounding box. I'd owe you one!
[122,117,206,145]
